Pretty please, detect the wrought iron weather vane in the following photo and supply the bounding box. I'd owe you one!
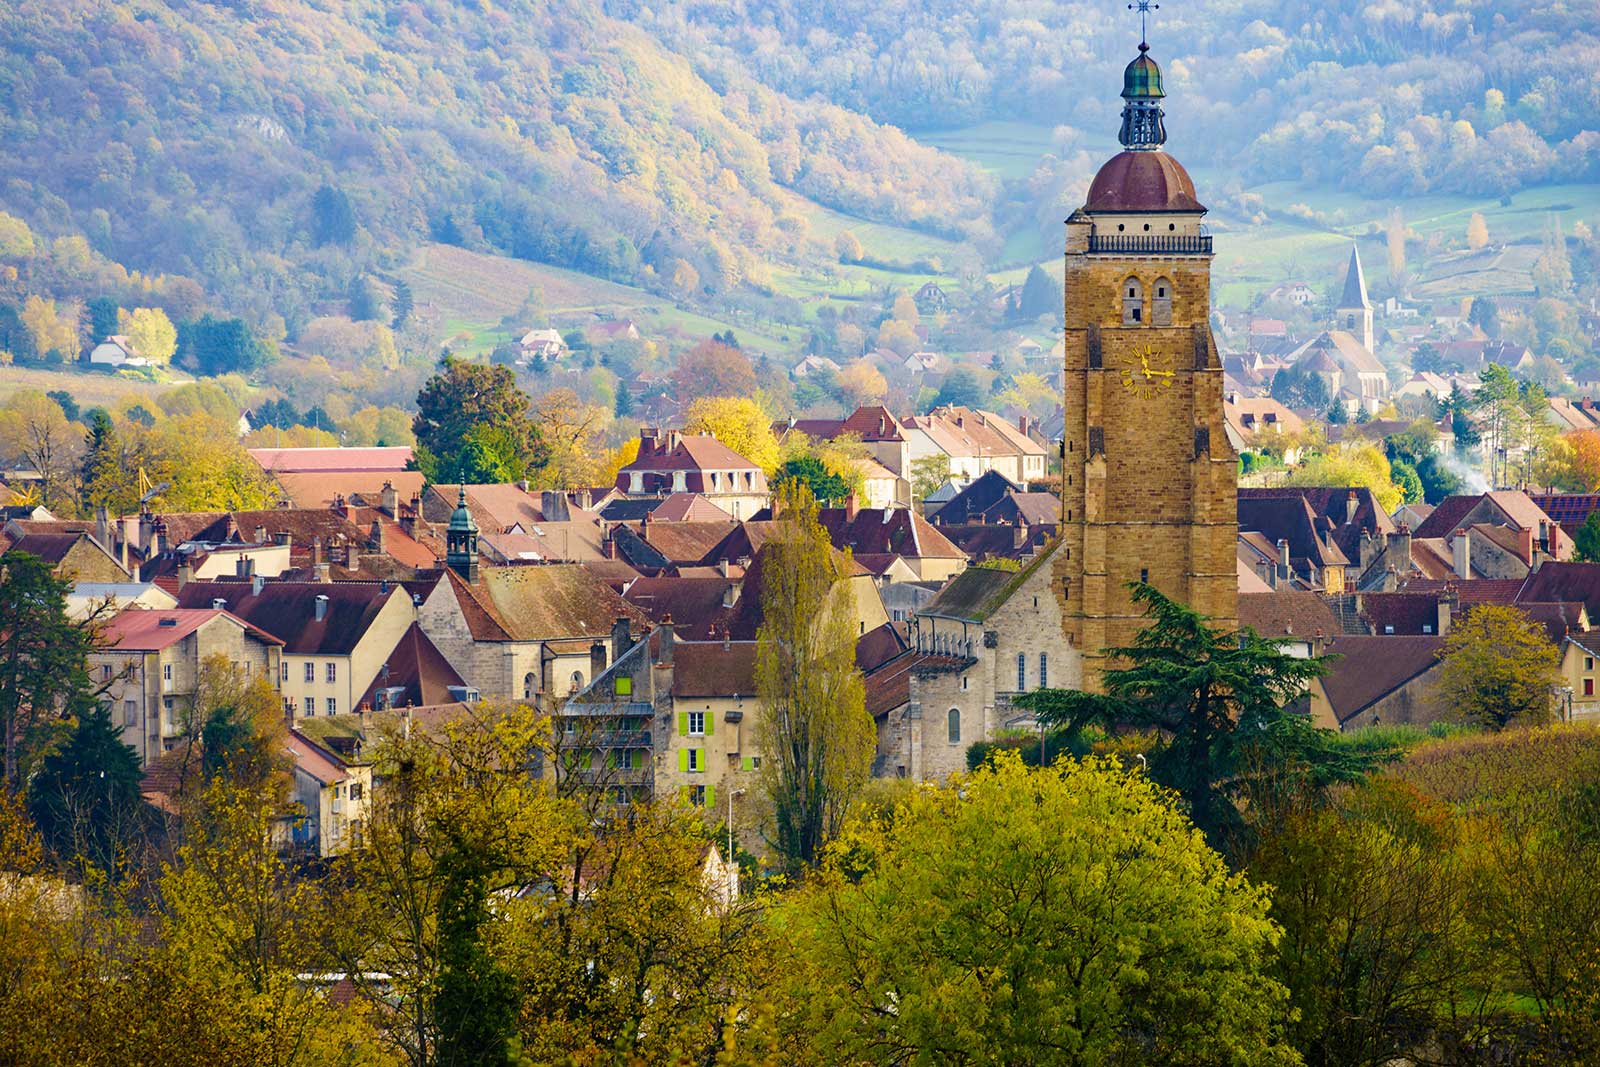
[1128,0,1160,46]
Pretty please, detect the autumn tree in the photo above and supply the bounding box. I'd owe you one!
[412,356,547,485]
[836,359,888,409]
[1250,778,1473,1067]
[672,340,756,403]
[833,230,863,264]
[993,370,1054,419]
[683,395,780,472]
[0,552,98,790]
[0,389,83,510]
[1436,604,1559,730]
[780,753,1298,1065]
[142,414,279,512]
[1467,211,1490,250]
[119,306,177,364]
[755,482,872,872]
[1287,443,1405,512]
[529,387,609,489]
[20,296,80,361]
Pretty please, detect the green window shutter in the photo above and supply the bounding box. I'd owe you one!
[704,712,714,737]
[678,711,689,737]
[705,784,715,809]
[605,751,615,770]
[678,747,689,772]
[580,752,592,771]
[741,756,754,772]
[679,785,689,803]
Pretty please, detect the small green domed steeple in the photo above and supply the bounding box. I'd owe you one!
[446,484,479,580]
[1122,44,1165,100]
[1118,43,1167,150]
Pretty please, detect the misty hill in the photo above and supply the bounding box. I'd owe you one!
[0,0,991,336]
[612,0,1600,197]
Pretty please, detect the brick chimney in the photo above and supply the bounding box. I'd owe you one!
[1346,490,1359,525]
[845,493,860,521]
[589,640,607,683]
[381,481,399,517]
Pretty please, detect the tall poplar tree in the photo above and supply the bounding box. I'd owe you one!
[754,482,872,872]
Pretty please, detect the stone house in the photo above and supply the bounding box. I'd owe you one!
[3,530,129,582]
[616,430,770,520]
[286,729,373,858]
[92,607,283,767]
[1308,635,1446,730]
[176,580,416,722]
[416,565,646,705]
[563,621,766,848]
[878,543,1078,782]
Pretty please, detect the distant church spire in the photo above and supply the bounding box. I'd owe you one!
[1118,4,1167,151]
[1335,244,1375,353]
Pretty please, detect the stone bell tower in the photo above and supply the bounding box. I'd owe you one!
[1054,34,1238,691]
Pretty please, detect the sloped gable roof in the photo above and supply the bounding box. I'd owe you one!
[1318,635,1444,724]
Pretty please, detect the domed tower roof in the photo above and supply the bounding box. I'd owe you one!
[1086,151,1203,213]
[1083,38,1207,214]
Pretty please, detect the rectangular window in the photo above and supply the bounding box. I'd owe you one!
[163,663,172,681]
[741,755,763,772]
[304,662,315,683]
[102,665,112,681]
[349,782,362,800]
[1039,652,1048,689]
[614,675,632,696]
[281,662,289,682]
[688,711,706,736]
[1140,568,1149,584]
[1588,657,1595,671]
[326,697,337,715]
[303,696,315,717]
[1587,679,1595,697]
[326,663,337,684]
[690,784,706,807]
[124,700,137,727]
[1017,653,1026,691]
[687,748,701,772]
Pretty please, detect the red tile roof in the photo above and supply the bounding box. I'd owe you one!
[248,446,413,473]
[99,607,283,651]
[357,623,466,709]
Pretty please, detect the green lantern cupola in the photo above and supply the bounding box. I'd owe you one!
[446,484,478,581]
[1118,43,1167,150]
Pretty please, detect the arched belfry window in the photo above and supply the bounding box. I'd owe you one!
[1122,277,1144,326]
[1152,277,1173,326]
[947,708,962,744]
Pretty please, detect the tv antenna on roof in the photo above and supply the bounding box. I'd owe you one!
[1128,0,1160,46]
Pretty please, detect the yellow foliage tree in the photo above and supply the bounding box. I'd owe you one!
[1287,443,1404,513]
[119,307,178,364]
[1467,212,1489,251]
[600,437,640,486]
[684,395,781,473]
[837,359,889,408]
[20,296,79,361]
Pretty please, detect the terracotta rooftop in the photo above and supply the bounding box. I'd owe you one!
[357,623,467,709]
[248,446,413,473]
[669,640,759,698]
[98,607,283,652]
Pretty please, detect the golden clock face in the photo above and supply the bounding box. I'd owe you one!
[1119,342,1174,399]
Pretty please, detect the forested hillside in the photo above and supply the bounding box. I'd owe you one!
[614,0,1600,196]
[0,0,992,338]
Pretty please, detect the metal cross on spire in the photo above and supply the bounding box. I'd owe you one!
[1128,0,1160,46]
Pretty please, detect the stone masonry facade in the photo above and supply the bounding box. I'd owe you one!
[1054,239,1238,691]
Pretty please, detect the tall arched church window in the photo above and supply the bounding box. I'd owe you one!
[947,708,962,744]
[1122,277,1144,325]
[1152,277,1173,326]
